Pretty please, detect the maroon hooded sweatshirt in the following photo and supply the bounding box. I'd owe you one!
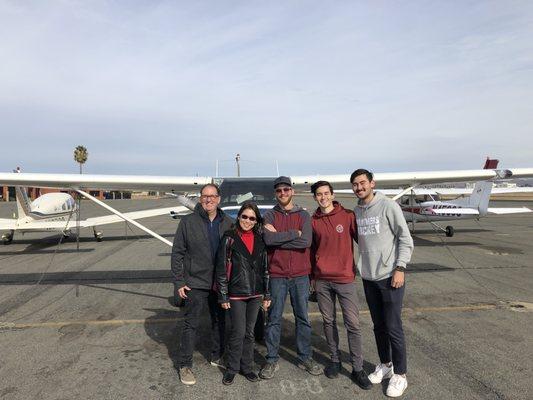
[311,201,357,283]
[263,204,312,278]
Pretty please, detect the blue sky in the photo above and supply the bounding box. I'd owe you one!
[1,1,532,177]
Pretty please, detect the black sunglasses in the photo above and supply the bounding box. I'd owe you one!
[240,214,257,222]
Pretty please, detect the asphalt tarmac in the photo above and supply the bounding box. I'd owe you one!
[0,196,532,400]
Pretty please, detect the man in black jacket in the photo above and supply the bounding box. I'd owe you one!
[171,183,233,386]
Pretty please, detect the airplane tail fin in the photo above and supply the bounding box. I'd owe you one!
[450,181,492,215]
[15,186,32,218]
[483,157,499,169]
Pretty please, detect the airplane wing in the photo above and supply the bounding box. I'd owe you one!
[291,168,533,190]
[336,186,533,196]
[0,219,17,230]
[8,207,190,231]
[487,207,532,214]
[0,173,210,192]
[1,168,533,192]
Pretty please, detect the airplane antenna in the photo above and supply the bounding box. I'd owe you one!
[235,153,241,177]
[275,160,280,176]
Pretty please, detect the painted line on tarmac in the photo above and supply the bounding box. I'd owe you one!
[0,303,502,331]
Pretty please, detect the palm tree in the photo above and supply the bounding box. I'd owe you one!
[74,145,88,174]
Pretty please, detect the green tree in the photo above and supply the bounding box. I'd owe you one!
[74,145,88,174]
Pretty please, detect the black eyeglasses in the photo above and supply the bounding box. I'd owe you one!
[240,215,257,222]
[275,187,292,194]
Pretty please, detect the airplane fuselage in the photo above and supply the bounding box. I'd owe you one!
[401,201,480,223]
[16,192,78,232]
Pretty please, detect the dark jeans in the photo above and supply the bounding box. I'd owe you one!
[265,275,312,363]
[315,280,363,370]
[226,297,262,374]
[363,278,407,374]
[178,288,226,368]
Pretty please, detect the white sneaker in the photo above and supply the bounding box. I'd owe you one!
[386,374,408,397]
[368,363,394,384]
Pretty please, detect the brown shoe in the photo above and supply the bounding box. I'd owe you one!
[179,367,196,385]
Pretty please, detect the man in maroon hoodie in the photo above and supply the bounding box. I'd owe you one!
[310,180,372,390]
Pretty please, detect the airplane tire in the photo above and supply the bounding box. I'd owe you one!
[445,226,454,237]
[2,235,13,245]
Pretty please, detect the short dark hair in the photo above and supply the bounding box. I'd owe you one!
[310,180,334,196]
[350,169,373,184]
[200,183,220,196]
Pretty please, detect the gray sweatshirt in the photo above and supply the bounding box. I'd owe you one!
[354,191,414,281]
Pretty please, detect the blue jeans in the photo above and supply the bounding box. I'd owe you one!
[265,275,312,363]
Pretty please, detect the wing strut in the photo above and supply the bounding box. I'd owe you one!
[75,189,173,247]
[392,186,416,201]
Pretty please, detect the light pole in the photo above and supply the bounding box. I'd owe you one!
[235,153,241,177]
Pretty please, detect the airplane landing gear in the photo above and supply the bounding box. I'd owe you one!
[62,230,72,240]
[2,231,14,245]
[430,222,455,237]
[93,229,103,242]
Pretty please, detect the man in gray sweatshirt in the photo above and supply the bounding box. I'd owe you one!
[351,169,414,398]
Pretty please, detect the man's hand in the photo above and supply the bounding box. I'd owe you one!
[221,302,231,310]
[264,224,277,232]
[391,270,405,288]
[310,279,316,291]
[178,285,191,299]
[262,300,271,310]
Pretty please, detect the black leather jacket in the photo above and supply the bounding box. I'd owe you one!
[216,229,270,303]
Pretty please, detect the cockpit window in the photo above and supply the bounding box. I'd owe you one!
[219,178,278,208]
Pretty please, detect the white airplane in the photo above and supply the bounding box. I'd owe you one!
[398,180,531,237]
[0,179,189,245]
[334,159,533,236]
[1,164,533,245]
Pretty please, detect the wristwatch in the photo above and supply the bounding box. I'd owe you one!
[395,266,406,272]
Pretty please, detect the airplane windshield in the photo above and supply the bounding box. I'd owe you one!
[218,178,278,208]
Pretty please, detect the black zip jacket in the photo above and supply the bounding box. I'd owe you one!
[216,229,270,303]
[171,203,232,290]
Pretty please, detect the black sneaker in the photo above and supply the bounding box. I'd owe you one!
[324,361,341,379]
[222,371,236,385]
[351,369,372,390]
[242,371,260,382]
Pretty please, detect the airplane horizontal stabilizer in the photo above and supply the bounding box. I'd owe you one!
[487,207,532,214]
[81,206,190,227]
[429,208,480,215]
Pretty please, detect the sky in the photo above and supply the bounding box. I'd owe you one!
[1,0,532,177]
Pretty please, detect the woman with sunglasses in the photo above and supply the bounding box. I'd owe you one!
[215,201,271,385]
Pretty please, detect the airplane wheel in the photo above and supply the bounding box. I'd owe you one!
[94,232,103,242]
[445,226,454,237]
[2,235,13,245]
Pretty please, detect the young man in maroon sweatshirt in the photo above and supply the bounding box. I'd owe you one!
[310,180,371,390]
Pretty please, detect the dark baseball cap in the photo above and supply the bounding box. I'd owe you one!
[273,176,292,188]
